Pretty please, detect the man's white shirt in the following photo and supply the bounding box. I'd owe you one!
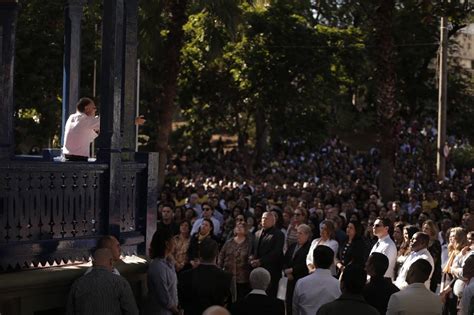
[394,248,434,290]
[370,234,397,279]
[63,111,100,157]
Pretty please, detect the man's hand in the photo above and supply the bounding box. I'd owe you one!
[250,259,261,268]
[135,115,146,126]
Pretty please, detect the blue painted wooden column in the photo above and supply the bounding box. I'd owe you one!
[0,1,18,160]
[97,0,125,237]
[61,0,85,144]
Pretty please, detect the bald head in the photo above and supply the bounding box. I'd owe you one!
[93,248,113,271]
[202,306,230,315]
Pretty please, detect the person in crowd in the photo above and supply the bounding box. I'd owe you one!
[186,218,217,268]
[459,255,474,315]
[85,235,122,275]
[283,224,312,315]
[307,219,339,275]
[441,227,468,315]
[423,219,442,292]
[370,217,397,279]
[62,97,145,161]
[286,207,307,249]
[363,253,400,315]
[229,267,285,315]
[202,306,230,315]
[172,220,191,272]
[250,211,285,298]
[185,193,202,217]
[190,202,221,236]
[387,259,442,315]
[293,245,341,315]
[144,228,179,315]
[393,222,405,250]
[394,232,434,289]
[66,248,138,315]
[396,225,419,275]
[158,204,180,235]
[317,264,379,315]
[218,222,252,301]
[178,239,232,315]
[336,220,369,274]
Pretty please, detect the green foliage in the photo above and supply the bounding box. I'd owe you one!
[452,146,474,170]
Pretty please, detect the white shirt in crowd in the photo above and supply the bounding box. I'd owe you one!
[306,238,339,275]
[460,277,474,315]
[293,268,341,315]
[63,111,100,157]
[370,234,397,279]
[394,249,434,290]
[387,283,442,315]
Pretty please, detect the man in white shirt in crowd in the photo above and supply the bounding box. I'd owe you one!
[190,203,221,236]
[293,245,341,315]
[394,232,434,289]
[370,217,397,279]
[459,255,474,315]
[387,259,442,315]
[63,97,145,161]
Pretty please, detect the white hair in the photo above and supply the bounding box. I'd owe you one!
[250,267,271,290]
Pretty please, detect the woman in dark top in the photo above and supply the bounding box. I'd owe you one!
[422,219,442,292]
[283,224,312,315]
[336,220,369,275]
[186,218,217,268]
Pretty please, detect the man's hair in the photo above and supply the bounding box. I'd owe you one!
[463,255,474,279]
[369,252,389,276]
[199,238,219,262]
[342,264,367,294]
[96,235,117,250]
[76,97,94,113]
[149,228,174,259]
[249,267,271,290]
[415,232,430,247]
[161,203,175,211]
[376,217,393,235]
[93,248,113,267]
[313,245,334,269]
[408,259,432,283]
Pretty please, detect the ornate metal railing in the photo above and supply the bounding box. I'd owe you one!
[0,159,154,272]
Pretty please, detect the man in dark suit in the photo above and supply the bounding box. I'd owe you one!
[250,211,285,297]
[229,267,284,315]
[363,252,399,315]
[178,239,232,315]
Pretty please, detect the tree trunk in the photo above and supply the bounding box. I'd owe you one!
[254,105,266,168]
[155,0,188,191]
[374,0,397,203]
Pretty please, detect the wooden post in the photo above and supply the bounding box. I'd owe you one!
[0,1,18,160]
[61,0,85,145]
[437,16,448,181]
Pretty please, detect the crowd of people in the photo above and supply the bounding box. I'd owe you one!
[66,117,474,315]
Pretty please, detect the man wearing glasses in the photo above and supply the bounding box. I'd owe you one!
[369,217,397,280]
[190,203,221,236]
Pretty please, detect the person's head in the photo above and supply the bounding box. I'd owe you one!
[463,255,474,280]
[462,213,474,231]
[346,220,363,240]
[92,248,114,271]
[313,245,334,270]
[199,218,214,236]
[468,231,474,246]
[410,232,430,252]
[422,220,439,240]
[449,227,467,250]
[76,97,96,116]
[393,222,405,243]
[296,224,312,246]
[341,264,367,294]
[202,306,231,315]
[293,207,305,224]
[179,220,191,236]
[97,235,121,262]
[149,228,174,259]
[160,204,174,222]
[261,211,275,230]
[365,252,389,278]
[403,225,419,243]
[406,258,432,284]
[234,222,248,237]
[199,239,219,263]
[202,202,214,219]
[249,267,271,291]
[235,214,245,225]
[189,193,199,205]
[372,217,391,238]
[320,220,336,240]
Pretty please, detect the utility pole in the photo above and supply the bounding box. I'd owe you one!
[437,16,448,181]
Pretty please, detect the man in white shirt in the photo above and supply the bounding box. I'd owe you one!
[190,203,221,236]
[370,217,397,279]
[63,97,145,161]
[460,255,474,315]
[293,245,341,315]
[387,259,442,315]
[394,232,434,289]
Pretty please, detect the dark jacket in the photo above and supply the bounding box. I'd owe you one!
[363,276,399,315]
[317,293,380,315]
[178,263,232,315]
[229,293,285,315]
[338,236,369,268]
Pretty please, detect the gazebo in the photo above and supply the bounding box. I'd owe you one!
[0,0,157,313]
